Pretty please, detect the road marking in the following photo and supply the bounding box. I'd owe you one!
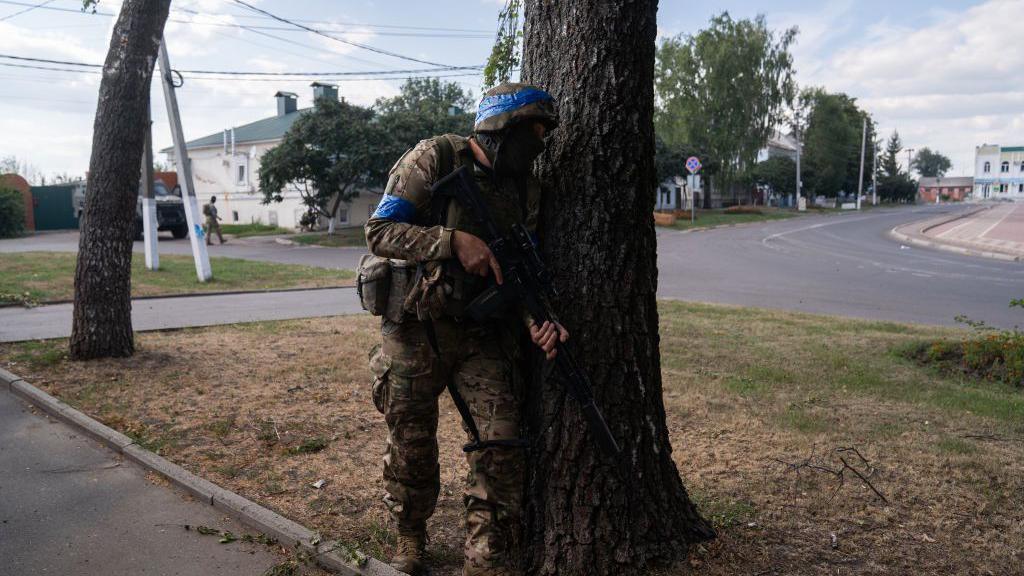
[933,215,979,239]
[977,204,1016,240]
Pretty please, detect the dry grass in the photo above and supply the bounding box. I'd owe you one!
[2,302,1022,576]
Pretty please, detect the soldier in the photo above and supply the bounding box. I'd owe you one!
[365,83,567,576]
[202,195,225,245]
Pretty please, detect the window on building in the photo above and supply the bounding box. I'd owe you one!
[1019,184,1023,193]
[236,163,247,185]
[232,210,239,222]
[338,208,349,224]
[368,203,376,218]
[984,161,991,173]
[1020,163,1024,172]
[1001,161,1010,173]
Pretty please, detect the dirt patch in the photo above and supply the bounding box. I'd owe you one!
[2,302,1022,575]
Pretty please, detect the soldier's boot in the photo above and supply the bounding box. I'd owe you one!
[390,531,429,575]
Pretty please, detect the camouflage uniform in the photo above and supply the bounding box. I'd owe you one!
[203,202,224,245]
[366,133,540,575]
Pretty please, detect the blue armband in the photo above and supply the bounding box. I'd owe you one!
[372,195,416,223]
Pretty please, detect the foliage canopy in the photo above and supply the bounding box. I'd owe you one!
[655,13,797,191]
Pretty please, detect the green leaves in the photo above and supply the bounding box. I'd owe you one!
[483,0,521,88]
[911,147,952,178]
[655,13,797,190]
[800,89,875,198]
[258,98,389,219]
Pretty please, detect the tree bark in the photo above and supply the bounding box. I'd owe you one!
[70,1,171,360]
[520,2,715,574]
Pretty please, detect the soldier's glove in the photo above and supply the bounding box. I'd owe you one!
[405,260,447,321]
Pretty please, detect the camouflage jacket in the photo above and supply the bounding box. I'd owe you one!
[365,135,540,264]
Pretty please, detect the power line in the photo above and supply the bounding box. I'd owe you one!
[227,0,465,69]
[0,53,482,76]
[0,0,55,21]
[0,60,483,84]
[0,0,492,33]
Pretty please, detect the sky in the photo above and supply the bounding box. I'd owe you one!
[0,0,1020,180]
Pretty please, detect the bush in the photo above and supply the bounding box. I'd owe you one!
[724,205,763,215]
[0,187,26,238]
[901,306,1024,388]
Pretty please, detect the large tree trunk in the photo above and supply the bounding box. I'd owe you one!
[520,2,714,574]
[70,1,171,359]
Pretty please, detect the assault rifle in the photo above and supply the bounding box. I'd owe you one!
[431,166,621,457]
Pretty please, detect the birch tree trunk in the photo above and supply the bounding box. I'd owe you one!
[70,0,171,359]
[520,1,715,574]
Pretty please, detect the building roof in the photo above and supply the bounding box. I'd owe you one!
[161,107,309,153]
[1002,146,1024,152]
[919,176,973,187]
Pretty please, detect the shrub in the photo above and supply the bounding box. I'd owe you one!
[723,205,763,215]
[901,305,1024,388]
[0,187,25,238]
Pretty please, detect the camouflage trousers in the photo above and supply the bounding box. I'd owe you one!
[204,217,224,245]
[369,317,524,575]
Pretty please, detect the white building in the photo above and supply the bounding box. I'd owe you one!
[655,174,703,211]
[163,83,382,231]
[974,144,1024,200]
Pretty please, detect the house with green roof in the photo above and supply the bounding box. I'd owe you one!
[161,83,382,231]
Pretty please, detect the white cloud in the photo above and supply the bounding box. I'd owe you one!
[805,0,1024,176]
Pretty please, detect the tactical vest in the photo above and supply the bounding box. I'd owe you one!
[428,134,540,311]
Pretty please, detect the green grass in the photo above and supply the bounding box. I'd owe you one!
[0,251,354,304]
[218,223,290,237]
[291,227,367,248]
[658,300,1024,426]
[672,208,798,231]
[286,436,329,455]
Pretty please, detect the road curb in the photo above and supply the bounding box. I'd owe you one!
[0,368,404,576]
[889,207,1022,263]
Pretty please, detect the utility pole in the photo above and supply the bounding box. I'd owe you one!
[872,139,878,206]
[141,100,158,270]
[158,40,212,282]
[795,116,804,211]
[905,148,916,177]
[856,116,866,211]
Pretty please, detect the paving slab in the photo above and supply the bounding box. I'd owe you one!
[0,389,283,576]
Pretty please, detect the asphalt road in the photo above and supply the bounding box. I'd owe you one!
[0,389,282,576]
[1,204,1020,338]
[656,203,1023,328]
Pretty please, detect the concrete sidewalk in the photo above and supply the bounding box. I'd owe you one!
[0,287,364,343]
[890,204,1023,262]
[0,389,282,576]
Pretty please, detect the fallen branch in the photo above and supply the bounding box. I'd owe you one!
[768,445,888,505]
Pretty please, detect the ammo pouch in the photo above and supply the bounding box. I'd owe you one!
[357,254,391,316]
[357,254,417,323]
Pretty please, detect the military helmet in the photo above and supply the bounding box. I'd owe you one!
[473,82,559,133]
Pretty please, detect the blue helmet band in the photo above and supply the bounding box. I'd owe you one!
[474,87,553,127]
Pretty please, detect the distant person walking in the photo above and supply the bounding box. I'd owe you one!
[203,196,225,245]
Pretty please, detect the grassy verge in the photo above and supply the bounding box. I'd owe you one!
[672,208,798,231]
[291,227,366,248]
[2,303,1021,575]
[218,223,290,237]
[0,251,354,304]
